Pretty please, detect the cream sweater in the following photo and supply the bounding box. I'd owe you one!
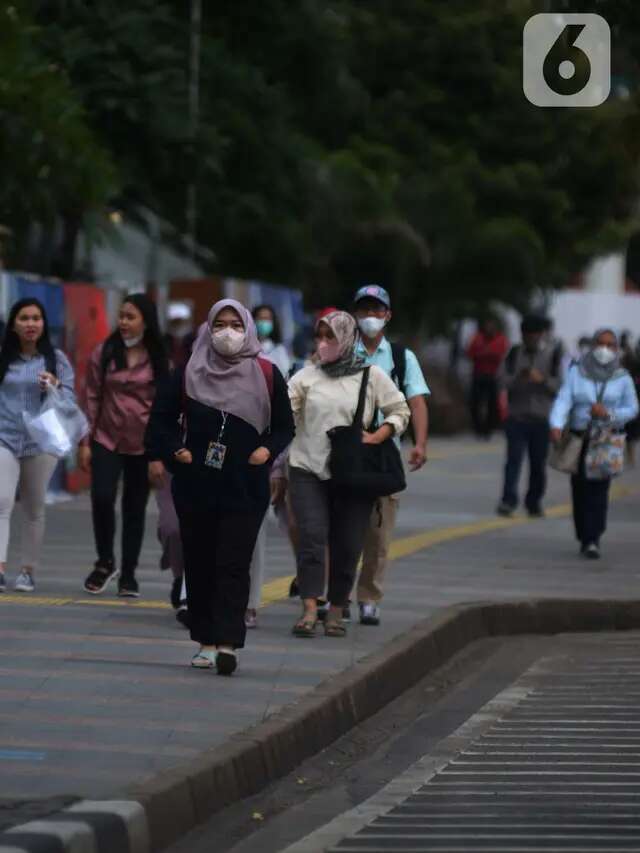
[288,364,410,480]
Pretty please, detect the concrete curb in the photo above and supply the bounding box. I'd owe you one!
[2,597,640,852]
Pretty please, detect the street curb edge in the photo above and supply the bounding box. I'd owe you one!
[2,597,640,853]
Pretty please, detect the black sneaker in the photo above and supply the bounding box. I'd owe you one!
[170,576,183,609]
[216,650,238,676]
[584,543,601,560]
[527,506,545,518]
[496,502,515,517]
[118,576,140,598]
[176,606,191,629]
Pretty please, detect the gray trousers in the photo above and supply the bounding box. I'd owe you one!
[289,467,374,606]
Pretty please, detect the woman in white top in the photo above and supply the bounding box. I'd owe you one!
[288,311,409,637]
[253,304,291,378]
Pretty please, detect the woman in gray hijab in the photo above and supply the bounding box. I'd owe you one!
[550,328,638,559]
[145,299,295,675]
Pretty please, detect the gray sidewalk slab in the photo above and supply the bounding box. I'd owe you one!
[0,436,638,824]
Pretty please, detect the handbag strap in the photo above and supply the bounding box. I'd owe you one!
[352,367,371,429]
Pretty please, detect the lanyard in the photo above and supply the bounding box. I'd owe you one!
[217,412,229,443]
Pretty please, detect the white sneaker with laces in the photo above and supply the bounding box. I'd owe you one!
[14,571,35,593]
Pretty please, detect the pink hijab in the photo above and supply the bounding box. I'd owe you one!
[185,299,271,434]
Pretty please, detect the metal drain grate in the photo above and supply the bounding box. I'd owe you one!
[330,639,640,852]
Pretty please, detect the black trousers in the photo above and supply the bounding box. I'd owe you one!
[501,418,550,511]
[571,461,611,547]
[289,467,375,607]
[177,504,264,648]
[470,375,499,437]
[90,441,150,576]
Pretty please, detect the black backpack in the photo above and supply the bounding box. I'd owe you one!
[390,342,407,394]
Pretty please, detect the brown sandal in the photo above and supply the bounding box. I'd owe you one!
[324,618,347,638]
[292,617,317,638]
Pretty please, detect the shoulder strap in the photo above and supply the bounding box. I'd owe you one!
[390,343,407,393]
[596,379,609,402]
[505,344,520,374]
[353,367,371,429]
[257,357,274,399]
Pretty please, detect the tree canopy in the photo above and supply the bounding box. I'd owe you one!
[1,0,638,328]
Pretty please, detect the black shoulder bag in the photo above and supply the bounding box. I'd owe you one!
[327,367,407,498]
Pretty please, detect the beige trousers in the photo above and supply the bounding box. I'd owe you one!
[0,447,58,569]
[356,494,399,603]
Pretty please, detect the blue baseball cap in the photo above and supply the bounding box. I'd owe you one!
[353,285,391,309]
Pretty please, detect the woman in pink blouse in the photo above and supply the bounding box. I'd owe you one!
[79,294,169,597]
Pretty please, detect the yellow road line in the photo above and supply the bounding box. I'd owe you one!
[1,484,635,612]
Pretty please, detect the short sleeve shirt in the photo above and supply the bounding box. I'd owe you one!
[355,337,430,398]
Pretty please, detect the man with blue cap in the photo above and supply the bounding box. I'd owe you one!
[352,285,430,626]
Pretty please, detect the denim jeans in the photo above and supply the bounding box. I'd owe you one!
[501,418,551,511]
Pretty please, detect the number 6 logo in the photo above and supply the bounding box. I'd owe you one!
[523,14,610,108]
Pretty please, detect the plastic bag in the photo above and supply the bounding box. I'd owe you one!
[22,385,89,458]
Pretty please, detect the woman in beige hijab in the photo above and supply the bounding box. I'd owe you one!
[287,311,410,638]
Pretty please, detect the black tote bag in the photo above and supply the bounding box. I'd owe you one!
[327,367,406,498]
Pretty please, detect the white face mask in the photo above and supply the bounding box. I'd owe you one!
[123,334,144,348]
[357,316,386,339]
[593,345,617,366]
[211,327,245,357]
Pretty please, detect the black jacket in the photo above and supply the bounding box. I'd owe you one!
[145,366,294,513]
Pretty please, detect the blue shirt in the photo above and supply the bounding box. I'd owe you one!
[549,365,639,432]
[0,350,76,457]
[355,337,430,399]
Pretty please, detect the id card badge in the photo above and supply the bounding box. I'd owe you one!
[205,441,227,470]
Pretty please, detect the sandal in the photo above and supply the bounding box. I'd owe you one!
[292,616,317,638]
[324,618,347,638]
[84,563,118,595]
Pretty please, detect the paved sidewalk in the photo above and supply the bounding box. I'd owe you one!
[0,436,638,828]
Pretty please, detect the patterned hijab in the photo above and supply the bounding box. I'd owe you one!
[316,311,366,378]
[579,327,626,384]
[185,299,271,434]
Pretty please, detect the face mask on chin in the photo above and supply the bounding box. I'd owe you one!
[122,333,144,348]
[593,345,617,366]
[357,316,386,339]
[211,327,245,357]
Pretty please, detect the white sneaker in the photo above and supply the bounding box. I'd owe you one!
[14,571,35,593]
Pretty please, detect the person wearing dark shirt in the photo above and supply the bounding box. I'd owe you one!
[466,316,509,439]
[145,299,295,676]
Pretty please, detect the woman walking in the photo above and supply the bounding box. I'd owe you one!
[80,294,168,597]
[0,298,77,593]
[550,328,638,559]
[145,299,294,675]
[288,311,409,638]
[253,304,291,377]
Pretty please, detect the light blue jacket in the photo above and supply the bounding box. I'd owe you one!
[549,365,639,432]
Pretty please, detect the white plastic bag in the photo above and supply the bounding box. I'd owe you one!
[22,385,89,458]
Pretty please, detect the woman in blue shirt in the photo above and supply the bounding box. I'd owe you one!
[0,299,76,592]
[550,328,639,559]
